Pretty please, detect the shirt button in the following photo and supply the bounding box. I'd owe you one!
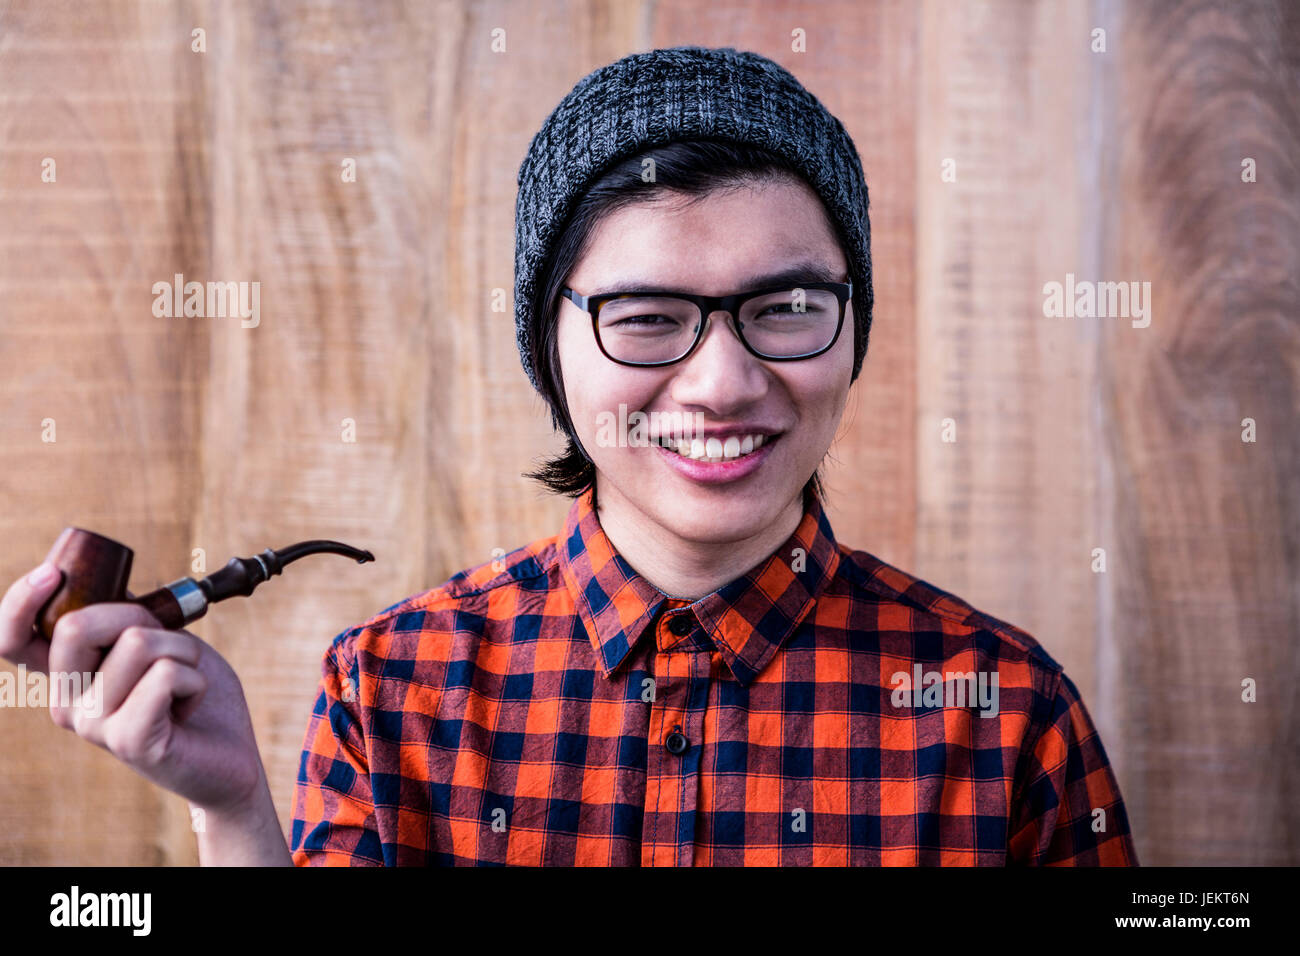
[667,615,693,636]
[665,731,689,755]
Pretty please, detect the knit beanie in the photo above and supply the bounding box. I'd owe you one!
[513,44,873,396]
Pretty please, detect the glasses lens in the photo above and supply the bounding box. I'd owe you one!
[596,296,700,364]
[738,288,841,357]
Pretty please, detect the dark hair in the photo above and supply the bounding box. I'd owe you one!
[524,138,847,504]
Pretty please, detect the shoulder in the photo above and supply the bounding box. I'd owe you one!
[324,532,565,666]
[830,544,1067,689]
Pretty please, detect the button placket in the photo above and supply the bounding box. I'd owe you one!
[664,725,689,755]
[660,610,717,654]
[641,629,710,867]
[659,611,693,651]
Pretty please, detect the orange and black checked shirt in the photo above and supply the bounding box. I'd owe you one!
[290,486,1138,866]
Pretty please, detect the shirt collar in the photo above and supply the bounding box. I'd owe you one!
[557,485,843,687]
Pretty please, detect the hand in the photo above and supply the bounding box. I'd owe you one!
[1,562,266,817]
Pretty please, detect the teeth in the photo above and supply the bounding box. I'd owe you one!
[661,432,776,463]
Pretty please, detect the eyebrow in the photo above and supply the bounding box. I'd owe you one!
[587,259,846,297]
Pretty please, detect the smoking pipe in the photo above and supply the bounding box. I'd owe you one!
[34,528,375,641]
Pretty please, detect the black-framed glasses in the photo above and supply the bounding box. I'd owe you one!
[561,279,852,367]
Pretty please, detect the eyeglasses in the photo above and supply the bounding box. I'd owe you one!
[560,279,852,368]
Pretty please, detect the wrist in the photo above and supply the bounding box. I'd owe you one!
[191,773,292,866]
[195,768,274,826]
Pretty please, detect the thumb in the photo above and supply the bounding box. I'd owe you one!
[0,562,64,671]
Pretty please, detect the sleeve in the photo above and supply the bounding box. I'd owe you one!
[1007,669,1139,866]
[289,632,386,866]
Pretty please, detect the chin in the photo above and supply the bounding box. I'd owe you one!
[641,484,787,543]
[654,509,763,545]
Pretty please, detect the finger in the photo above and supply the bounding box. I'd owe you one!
[47,602,168,727]
[101,658,206,770]
[170,670,206,724]
[70,626,202,741]
[0,562,64,672]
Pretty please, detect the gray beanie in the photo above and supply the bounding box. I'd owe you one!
[513,44,873,393]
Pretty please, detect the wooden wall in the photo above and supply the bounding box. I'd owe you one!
[0,0,1294,865]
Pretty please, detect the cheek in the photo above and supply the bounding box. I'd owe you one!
[554,316,588,417]
[778,360,853,448]
[813,323,856,417]
[555,315,660,445]
[790,373,847,423]
[556,315,606,423]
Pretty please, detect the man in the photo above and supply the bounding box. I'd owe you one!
[289,47,1138,865]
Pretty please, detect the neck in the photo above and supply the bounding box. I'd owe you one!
[592,479,807,600]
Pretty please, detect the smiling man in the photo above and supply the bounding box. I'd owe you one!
[287,46,1139,866]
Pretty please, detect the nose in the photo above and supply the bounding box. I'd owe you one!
[699,309,743,341]
[669,309,769,410]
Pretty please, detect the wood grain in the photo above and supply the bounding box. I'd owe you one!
[0,0,1294,866]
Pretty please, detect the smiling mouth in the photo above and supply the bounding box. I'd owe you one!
[652,432,779,463]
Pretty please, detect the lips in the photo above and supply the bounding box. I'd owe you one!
[651,430,781,485]
[653,432,777,463]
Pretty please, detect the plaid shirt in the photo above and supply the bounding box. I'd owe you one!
[290,487,1138,866]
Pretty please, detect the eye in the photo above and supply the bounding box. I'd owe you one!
[604,313,692,336]
[611,314,677,327]
[752,299,833,320]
